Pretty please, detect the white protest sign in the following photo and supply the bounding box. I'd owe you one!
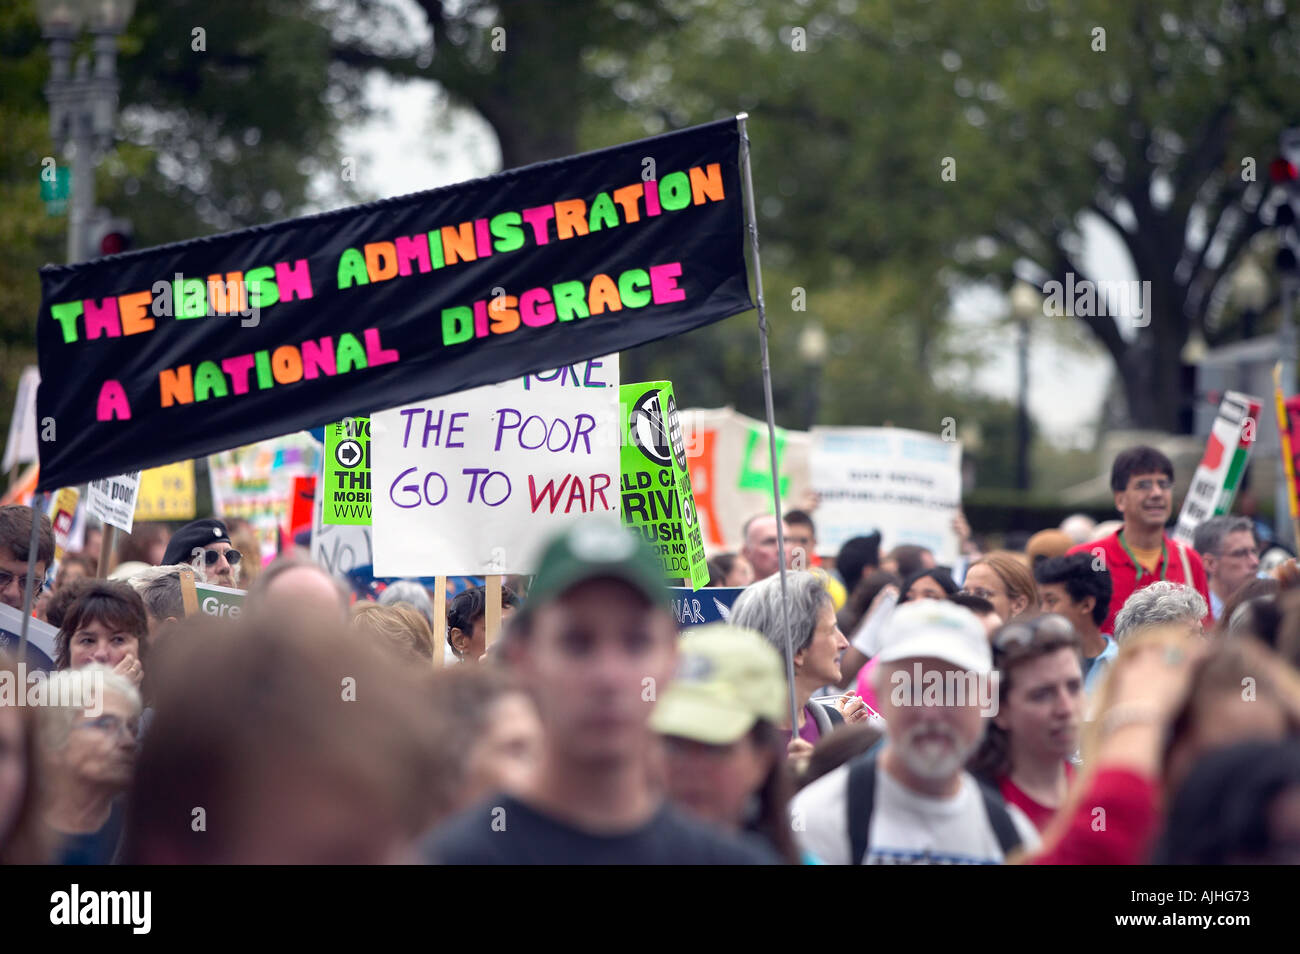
[372,355,619,576]
[3,366,40,473]
[310,472,373,577]
[85,471,142,533]
[810,426,963,564]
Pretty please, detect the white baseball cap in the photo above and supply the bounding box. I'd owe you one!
[875,600,992,674]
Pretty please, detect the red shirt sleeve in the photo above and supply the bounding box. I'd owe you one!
[1031,767,1160,865]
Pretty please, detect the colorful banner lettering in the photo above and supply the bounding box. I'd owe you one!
[35,120,751,491]
[323,417,371,524]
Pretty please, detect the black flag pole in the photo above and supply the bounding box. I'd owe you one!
[18,500,41,663]
[737,113,801,740]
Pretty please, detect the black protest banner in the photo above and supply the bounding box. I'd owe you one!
[35,119,752,491]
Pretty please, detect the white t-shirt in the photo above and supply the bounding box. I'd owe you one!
[791,757,1041,865]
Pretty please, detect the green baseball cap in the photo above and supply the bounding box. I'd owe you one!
[524,519,669,611]
[651,624,788,745]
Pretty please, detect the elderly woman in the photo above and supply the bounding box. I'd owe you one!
[0,655,52,863]
[1113,580,1208,644]
[55,580,148,690]
[40,666,142,864]
[728,572,867,760]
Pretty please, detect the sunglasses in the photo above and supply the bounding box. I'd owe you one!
[194,548,241,567]
[993,614,1076,655]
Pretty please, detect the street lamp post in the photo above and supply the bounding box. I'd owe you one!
[38,0,135,264]
[1010,281,1041,493]
[798,322,828,430]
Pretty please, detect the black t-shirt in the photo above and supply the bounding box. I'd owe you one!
[426,794,781,865]
[54,798,125,866]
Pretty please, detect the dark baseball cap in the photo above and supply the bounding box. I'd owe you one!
[162,518,232,566]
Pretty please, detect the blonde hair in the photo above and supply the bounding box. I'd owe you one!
[971,551,1039,619]
[352,603,436,664]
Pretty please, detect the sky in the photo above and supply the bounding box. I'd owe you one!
[322,70,1120,450]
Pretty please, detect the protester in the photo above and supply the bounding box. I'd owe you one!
[651,624,802,863]
[881,544,935,579]
[54,580,148,692]
[838,568,900,637]
[961,551,1038,623]
[800,723,885,789]
[948,593,1003,638]
[40,667,140,864]
[1035,553,1117,697]
[1025,529,1072,567]
[1059,513,1097,546]
[81,524,103,567]
[1151,740,1300,864]
[901,566,958,602]
[244,554,350,626]
[53,553,95,592]
[1218,577,1281,642]
[426,665,542,817]
[0,505,54,615]
[1193,515,1261,621]
[425,520,778,864]
[379,579,438,627]
[706,552,754,588]
[160,517,242,588]
[968,616,1084,832]
[1066,445,1211,633]
[352,602,437,664]
[739,514,781,582]
[1112,580,1207,644]
[836,532,883,594]
[223,517,262,587]
[446,583,522,663]
[116,523,170,567]
[123,613,442,863]
[791,601,1039,864]
[0,655,51,864]
[126,565,187,648]
[728,571,869,759]
[41,577,94,630]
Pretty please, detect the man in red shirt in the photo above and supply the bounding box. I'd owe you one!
[1067,446,1211,635]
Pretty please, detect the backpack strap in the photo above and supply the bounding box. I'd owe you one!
[973,776,1024,858]
[1175,538,1193,587]
[845,752,878,865]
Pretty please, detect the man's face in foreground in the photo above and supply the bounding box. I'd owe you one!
[518,578,677,766]
[0,547,45,611]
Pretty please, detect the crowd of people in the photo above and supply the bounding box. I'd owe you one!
[2,442,1300,864]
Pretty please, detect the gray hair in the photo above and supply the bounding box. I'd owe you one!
[39,666,142,750]
[379,580,436,628]
[728,571,831,664]
[1192,515,1255,557]
[127,563,189,623]
[1113,581,1207,643]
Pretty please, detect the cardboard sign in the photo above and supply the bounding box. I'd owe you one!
[3,366,40,473]
[35,119,751,492]
[620,381,709,589]
[85,471,141,534]
[372,356,620,576]
[189,581,246,620]
[810,427,963,563]
[668,586,745,628]
[135,461,196,521]
[47,488,80,568]
[1173,390,1261,545]
[679,407,812,549]
[323,417,371,524]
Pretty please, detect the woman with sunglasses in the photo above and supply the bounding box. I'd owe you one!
[159,517,243,589]
[968,615,1085,832]
[39,666,142,864]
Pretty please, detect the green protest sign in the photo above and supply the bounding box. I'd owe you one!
[620,381,709,590]
[193,582,245,620]
[324,416,371,524]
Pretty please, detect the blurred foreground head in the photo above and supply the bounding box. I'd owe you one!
[122,613,441,863]
[245,555,350,628]
[503,520,675,767]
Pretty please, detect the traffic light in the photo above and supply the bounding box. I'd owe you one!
[1271,128,1300,276]
[86,210,133,258]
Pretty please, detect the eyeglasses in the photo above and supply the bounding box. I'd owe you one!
[1221,547,1260,560]
[1132,478,1173,492]
[78,714,138,741]
[993,614,1076,656]
[194,548,241,567]
[960,586,997,602]
[0,569,44,597]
